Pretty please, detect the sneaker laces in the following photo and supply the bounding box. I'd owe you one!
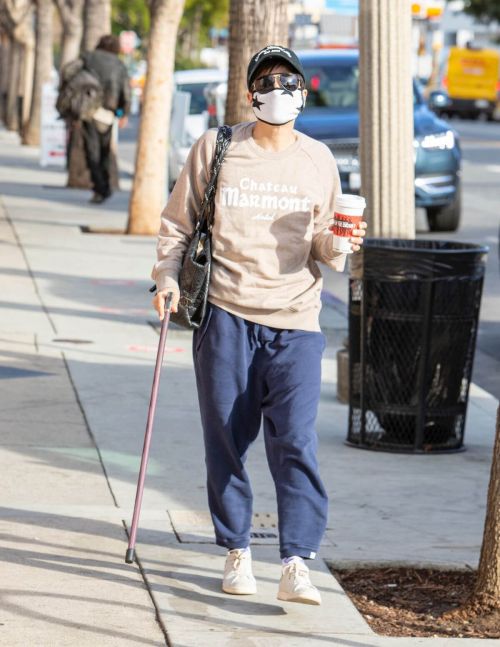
[286,561,309,582]
[226,550,247,572]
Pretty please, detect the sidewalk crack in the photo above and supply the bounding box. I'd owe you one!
[0,196,58,334]
[121,521,172,647]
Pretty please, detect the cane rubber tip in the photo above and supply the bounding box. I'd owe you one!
[125,548,135,564]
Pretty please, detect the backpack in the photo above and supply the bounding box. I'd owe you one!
[56,58,104,121]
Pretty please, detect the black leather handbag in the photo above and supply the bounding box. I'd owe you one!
[150,125,232,330]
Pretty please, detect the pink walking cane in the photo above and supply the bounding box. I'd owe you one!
[125,292,173,564]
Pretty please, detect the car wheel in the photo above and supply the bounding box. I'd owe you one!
[426,187,461,232]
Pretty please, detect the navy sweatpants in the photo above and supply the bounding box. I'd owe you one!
[193,303,328,560]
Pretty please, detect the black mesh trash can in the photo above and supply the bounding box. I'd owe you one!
[347,239,488,453]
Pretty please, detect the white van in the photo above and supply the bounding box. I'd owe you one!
[169,68,227,188]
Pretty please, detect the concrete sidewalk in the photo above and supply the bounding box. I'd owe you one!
[0,126,498,646]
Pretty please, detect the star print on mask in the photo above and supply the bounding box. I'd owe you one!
[252,95,264,110]
[251,89,304,125]
[280,88,294,98]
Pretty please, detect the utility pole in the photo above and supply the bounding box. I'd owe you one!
[358,0,415,238]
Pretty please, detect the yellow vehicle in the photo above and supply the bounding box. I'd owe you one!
[443,46,500,120]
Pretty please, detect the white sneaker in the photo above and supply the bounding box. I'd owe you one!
[222,549,257,595]
[278,559,322,605]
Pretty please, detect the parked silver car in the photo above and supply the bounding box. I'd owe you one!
[168,68,227,189]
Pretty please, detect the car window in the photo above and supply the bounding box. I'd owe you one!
[303,62,359,109]
[302,61,419,109]
[176,83,208,115]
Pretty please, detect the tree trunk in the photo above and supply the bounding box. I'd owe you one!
[225,0,288,126]
[189,4,202,57]
[23,0,52,145]
[179,27,190,59]
[82,0,111,52]
[442,406,500,622]
[473,405,500,610]
[5,38,22,130]
[127,0,185,235]
[0,0,34,132]
[55,0,84,69]
[19,14,35,133]
[0,31,11,122]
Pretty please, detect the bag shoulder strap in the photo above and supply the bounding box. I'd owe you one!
[148,125,231,296]
[198,125,232,230]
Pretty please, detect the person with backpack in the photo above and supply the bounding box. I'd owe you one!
[58,35,130,204]
[151,45,367,605]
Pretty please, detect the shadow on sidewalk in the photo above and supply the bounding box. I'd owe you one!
[1,590,163,646]
[0,300,150,327]
[0,343,210,509]
[0,509,306,638]
[0,180,129,214]
[1,505,369,644]
[0,267,158,325]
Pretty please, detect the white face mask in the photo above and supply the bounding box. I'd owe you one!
[251,88,306,126]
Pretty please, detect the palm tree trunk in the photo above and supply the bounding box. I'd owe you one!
[82,0,111,52]
[225,0,288,126]
[55,0,84,69]
[23,0,54,145]
[127,0,185,235]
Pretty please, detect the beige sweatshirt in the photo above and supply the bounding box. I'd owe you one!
[152,121,346,332]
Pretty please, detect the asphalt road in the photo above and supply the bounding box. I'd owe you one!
[422,119,500,399]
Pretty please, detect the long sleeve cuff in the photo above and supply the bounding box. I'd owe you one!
[312,231,347,272]
[323,252,347,272]
[152,273,180,294]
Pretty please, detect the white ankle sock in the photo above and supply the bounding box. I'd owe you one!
[282,555,304,566]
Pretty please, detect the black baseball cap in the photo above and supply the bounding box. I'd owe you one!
[247,45,305,90]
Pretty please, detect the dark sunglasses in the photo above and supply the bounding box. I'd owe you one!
[251,72,304,94]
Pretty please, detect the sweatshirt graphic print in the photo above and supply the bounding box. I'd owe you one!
[152,121,346,332]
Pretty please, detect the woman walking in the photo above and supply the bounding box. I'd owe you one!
[152,45,366,605]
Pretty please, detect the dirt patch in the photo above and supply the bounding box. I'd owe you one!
[331,566,500,638]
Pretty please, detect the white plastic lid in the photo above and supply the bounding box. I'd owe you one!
[335,194,366,210]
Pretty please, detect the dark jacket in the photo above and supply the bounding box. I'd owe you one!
[82,49,131,116]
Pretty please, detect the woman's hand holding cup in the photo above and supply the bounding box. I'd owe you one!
[330,194,367,254]
[349,221,368,252]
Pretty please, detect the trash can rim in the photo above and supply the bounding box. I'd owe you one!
[363,238,489,255]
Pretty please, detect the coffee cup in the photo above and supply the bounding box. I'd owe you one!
[330,194,366,254]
